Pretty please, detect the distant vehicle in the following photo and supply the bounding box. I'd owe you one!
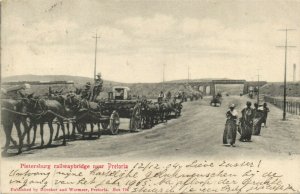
[249,91,254,99]
[210,95,222,107]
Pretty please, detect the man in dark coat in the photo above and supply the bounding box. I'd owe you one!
[81,82,92,100]
[240,101,254,142]
[91,73,103,101]
[261,102,270,128]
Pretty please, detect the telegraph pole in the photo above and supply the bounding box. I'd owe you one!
[163,64,166,83]
[187,64,190,84]
[162,63,166,90]
[256,69,260,105]
[92,32,101,80]
[293,64,296,82]
[277,28,296,120]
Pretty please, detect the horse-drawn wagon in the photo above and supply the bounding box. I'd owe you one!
[1,83,183,155]
[98,86,142,134]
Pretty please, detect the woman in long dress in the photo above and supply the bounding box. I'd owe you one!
[253,103,264,135]
[240,101,254,142]
[223,104,238,147]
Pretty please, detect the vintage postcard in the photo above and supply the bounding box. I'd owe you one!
[1,0,300,193]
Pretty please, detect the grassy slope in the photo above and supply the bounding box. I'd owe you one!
[260,82,300,97]
[2,75,300,98]
[1,75,196,98]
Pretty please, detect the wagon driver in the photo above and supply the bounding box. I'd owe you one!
[158,91,165,103]
[91,72,103,101]
[81,82,92,100]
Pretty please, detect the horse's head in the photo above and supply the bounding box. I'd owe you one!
[175,101,183,110]
[75,88,82,95]
[65,93,81,110]
[143,100,153,112]
[19,93,44,113]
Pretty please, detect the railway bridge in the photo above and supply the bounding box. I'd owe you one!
[187,79,267,96]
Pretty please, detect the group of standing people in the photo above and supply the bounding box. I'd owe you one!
[158,91,173,103]
[223,101,270,146]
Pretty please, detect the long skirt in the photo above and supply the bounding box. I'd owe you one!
[223,120,237,145]
[240,120,253,141]
[253,117,262,135]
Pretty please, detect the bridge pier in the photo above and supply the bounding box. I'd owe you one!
[189,80,266,96]
[210,83,215,96]
[243,84,249,95]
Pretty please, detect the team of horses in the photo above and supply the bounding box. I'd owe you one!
[141,98,183,129]
[1,89,184,155]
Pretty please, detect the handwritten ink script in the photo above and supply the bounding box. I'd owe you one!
[3,160,299,193]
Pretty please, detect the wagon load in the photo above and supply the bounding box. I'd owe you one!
[98,86,142,134]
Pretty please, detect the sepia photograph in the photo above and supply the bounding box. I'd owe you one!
[1,0,300,193]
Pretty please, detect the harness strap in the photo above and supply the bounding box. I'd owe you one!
[47,110,74,121]
[1,107,28,116]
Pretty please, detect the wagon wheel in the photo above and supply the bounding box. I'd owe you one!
[77,123,87,134]
[130,104,142,132]
[175,108,181,118]
[101,122,109,129]
[109,111,120,135]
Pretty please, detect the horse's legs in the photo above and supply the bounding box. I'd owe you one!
[89,123,93,138]
[21,118,31,145]
[47,121,54,146]
[3,122,13,152]
[31,124,37,146]
[81,123,86,139]
[161,112,165,123]
[71,123,76,136]
[40,123,44,147]
[151,116,154,128]
[97,123,101,138]
[26,123,31,146]
[15,121,23,154]
[10,137,18,146]
[59,119,66,146]
[75,122,81,134]
[66,122,70,138]
[54,123,60,140]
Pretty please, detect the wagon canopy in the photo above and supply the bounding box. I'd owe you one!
[112,86,131,100]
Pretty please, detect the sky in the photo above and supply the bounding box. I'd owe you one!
[2,0,300,83]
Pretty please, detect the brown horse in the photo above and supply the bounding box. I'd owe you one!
[21,94,66,147]
[140,100,161,128]
[1,99,26,154]
[65,94,101,139]
[53,93,80,140]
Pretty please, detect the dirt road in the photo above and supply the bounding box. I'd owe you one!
[2,96,300,160]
